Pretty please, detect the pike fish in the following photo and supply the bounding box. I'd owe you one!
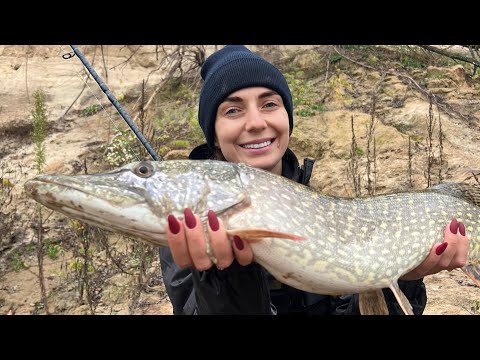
[24,160,480,314]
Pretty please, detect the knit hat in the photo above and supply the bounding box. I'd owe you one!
[198,45,294,150]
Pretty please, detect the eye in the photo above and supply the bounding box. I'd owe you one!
[225,107,240,115]
[133,162,154,178]
[264,101,278,109]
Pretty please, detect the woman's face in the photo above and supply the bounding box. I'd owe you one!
[214,87,290,175]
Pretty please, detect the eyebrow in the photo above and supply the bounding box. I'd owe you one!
[222,90,280,103]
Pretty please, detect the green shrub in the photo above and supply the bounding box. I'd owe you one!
[104,130,138,167]
[31,89,48,174]
[83,104,101,117]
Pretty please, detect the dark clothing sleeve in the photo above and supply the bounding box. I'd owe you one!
[320,279,426,315]
[159,247,197,315]
[160,247,272,315]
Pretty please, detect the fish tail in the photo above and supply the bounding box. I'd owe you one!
[462,264,480,287]
[463,235,480,286]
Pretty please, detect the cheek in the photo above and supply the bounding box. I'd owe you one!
[215,120,236,147]
[276,113,290,135]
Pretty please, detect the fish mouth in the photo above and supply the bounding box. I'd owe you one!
[25,177,96,199]
[64,206,166,246]
[24,177,168,246]
[25,174,146,205]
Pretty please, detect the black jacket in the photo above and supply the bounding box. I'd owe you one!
[159,144,427,315]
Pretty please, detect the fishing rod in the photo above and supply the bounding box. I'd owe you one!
[68,45,161,161]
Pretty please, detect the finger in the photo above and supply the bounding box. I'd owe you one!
[207,210,234,270]
[437,219,459,270]
[400,242,445,280]
[232,235,254,266]
[166,214,192,268]
[183,208,213,271]
[451,221,469,269]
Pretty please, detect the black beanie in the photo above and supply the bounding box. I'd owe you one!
[198,45,294,150]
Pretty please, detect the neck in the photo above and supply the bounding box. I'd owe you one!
[269,161,282,175]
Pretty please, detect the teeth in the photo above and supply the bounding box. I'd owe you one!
[242,140,272,149]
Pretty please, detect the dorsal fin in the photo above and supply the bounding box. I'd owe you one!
[430,182,480,207]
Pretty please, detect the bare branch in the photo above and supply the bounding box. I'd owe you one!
[100,45,108,83]
[110,45,142,70]
[61,46,98,120]
[408,136,413,188]
[418,45,480,68]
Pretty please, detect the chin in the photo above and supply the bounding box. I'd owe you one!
[247,158,280,172]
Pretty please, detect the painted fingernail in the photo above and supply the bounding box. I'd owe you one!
[458,222,466,236]
[233,235,244,251]
[208,210,219,231]
[436,242,448,255]
[168,214,180,234]
[450,218,458,234]
[184,208,196,229]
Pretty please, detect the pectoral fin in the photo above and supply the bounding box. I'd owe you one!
[389,281,414,315]
[358,289,389,315]
[226,229,305,242]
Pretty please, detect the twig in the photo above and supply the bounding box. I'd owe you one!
[25,48,29,103]
[347,115,361,197]
[425,95,436,188]
[61,46,97,120]
[366,74,384,195]
[438,110,444,183]
[110,45,142,70]
[101,45,108,84]
[333,46,475,124]
[36,206,50,314]
[131,59,182,124]
[419,45,480,68]
[408,136,413,188]
[466,46,479,75]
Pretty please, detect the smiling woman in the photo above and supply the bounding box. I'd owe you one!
[158,45,469,315]
[214,87,290,174]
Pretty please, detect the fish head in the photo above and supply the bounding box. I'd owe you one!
[137,160,251,219]
[24,160,251,246]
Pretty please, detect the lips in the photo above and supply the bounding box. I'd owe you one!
[240,138,275,149]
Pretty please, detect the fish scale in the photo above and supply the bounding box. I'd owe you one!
[24,160,480,314]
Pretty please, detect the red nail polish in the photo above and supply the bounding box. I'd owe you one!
[208,210,219,231]
[458,222,466,236]
[168,214,180,234]
[450,218,458,234]
[436,242,448,256]
[233,235,244,250]
[184,208,196,229]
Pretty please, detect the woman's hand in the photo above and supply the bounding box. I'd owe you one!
[400,218,469,281]
[166,208,254,271]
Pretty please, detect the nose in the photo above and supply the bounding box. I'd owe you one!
[244,108,267,132]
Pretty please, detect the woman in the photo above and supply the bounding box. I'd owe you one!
[159,45,469,315]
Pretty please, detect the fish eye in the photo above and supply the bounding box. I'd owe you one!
[133,162,154,178]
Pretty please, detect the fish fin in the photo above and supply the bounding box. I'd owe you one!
[226,229,306,242]
[388,282,414,315]
[358,289,389,315]
[462,264,480,287]
[430,182,480,207]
